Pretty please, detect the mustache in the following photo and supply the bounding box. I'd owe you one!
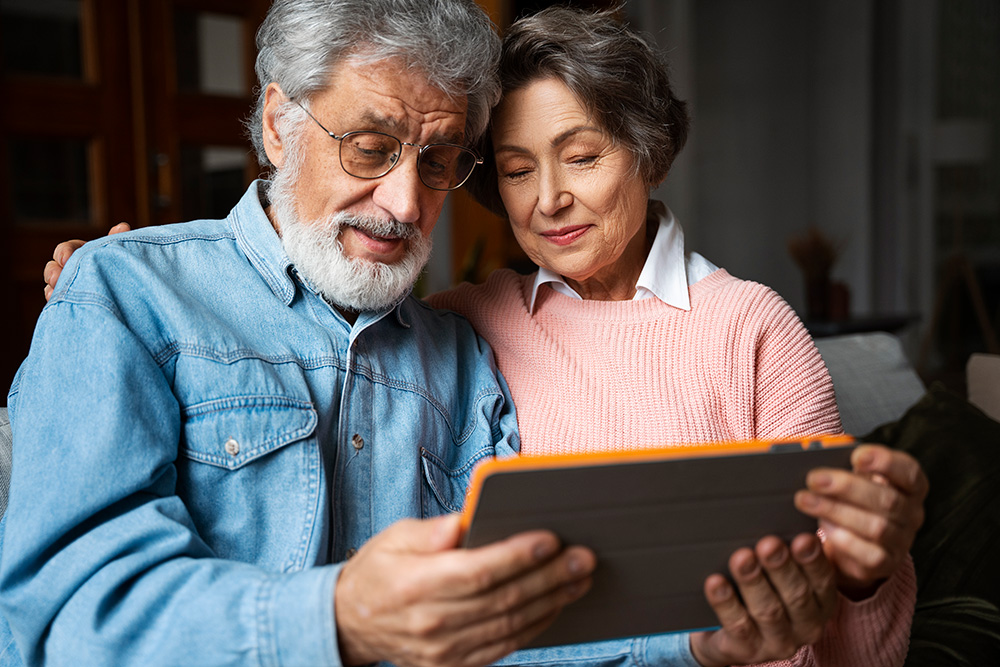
[325,213,419,241]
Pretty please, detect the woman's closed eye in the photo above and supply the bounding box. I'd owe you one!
[569,154,599,166]
[499,164,533,181]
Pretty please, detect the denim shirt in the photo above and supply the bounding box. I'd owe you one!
[0,182,698,667]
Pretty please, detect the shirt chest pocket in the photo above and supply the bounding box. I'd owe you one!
[180,395,318,469]
[177,395,321,569]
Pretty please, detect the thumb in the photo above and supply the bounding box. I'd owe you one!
[427,513,464,551]
[385,514,463,554]
[109,222,132,235]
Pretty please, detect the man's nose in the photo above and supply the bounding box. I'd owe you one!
[372,153,423,225]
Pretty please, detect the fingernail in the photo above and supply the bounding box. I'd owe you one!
[797,491,820,509]
[711,582,732,602]
[766,549,785,566]
[809,471,832,489]
[800,540,820,560]
[534,540,557,561]
[739,560,759,577]
[857,449,875,468]
[567,553,590,575]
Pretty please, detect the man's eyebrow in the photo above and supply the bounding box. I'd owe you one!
[494,125,602,155]
[355,110,464,145]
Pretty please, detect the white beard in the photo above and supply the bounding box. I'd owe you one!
[269,169,433,313]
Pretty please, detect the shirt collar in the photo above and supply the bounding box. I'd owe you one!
[529,200,693,312]
[229,180,298,306]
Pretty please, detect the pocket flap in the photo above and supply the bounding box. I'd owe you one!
[181,395,317,470]
[420,445,494,514]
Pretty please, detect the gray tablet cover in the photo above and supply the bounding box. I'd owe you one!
[462,441,856,648]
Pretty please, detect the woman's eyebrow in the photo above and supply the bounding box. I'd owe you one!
[495,125,603,155]
[549,125,602,147]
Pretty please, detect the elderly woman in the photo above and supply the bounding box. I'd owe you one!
[428,6,924,667]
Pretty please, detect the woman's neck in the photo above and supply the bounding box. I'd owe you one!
[564,217,656,301]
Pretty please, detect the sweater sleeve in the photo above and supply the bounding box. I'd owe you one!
[744,288,916,666]
[748,288,842,439]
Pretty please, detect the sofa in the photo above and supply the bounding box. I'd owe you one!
[1,331,998,664]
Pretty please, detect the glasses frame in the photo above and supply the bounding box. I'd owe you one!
[294,101,483,191]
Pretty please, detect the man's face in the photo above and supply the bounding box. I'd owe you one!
[268,58,468,265]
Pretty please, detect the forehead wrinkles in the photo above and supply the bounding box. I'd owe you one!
[347,61,466,143]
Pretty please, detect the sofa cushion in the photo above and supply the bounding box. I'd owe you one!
[814,332,926,436]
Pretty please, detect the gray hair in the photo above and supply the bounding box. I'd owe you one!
[247,0,501,168]
[468,5,690,216]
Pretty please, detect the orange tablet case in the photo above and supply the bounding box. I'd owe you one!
[460,435,857,648]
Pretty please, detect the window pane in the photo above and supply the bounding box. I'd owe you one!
[0,0,84,79]
[180,145,248,220]
[7,136,91,225]
[174,10,247,97]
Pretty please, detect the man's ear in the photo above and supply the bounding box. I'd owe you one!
[262,83,289,169]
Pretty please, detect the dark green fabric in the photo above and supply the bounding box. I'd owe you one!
[863,383,1000,665]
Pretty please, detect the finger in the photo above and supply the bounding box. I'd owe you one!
[442,574,592,662]
[754,536,824,639]
[109,222,132,235]
[818,518,896,581]
[750,537,825,645]
[789,533,838,618]
[852,446,929,501]
[424,545,594,628]
[729,546,792,638]
[43,259,63,287]
[799,469,921,529]
[44,284,54,302]
[436,536,594,601]
[53,239,85,266]
[797,487,920,557]
[703,571,757,640]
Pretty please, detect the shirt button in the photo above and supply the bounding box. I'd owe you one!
[345,548,357,559]
[351,434,364,451]
[224,438,240,456]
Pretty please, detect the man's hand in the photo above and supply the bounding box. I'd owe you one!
[43,222,131,301]
[794,444,928,598]
[334,515,595,667]
[690,533,838,667]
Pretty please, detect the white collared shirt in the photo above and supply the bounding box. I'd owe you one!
[529,202,718,312]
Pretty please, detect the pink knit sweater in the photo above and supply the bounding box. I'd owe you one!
[428,268,916,667]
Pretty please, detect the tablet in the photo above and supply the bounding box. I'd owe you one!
[460,435,857,648]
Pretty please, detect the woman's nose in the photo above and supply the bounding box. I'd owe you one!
[536,169,572,217]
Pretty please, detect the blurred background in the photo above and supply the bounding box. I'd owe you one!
[1,0,997,397]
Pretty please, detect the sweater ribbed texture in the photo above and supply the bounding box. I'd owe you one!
[431,268,842,452]
[429,267,915,666]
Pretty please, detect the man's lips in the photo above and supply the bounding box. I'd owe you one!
[347,226,405,254]
[540,225,590,246]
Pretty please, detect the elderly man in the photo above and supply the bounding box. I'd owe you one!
[0,1,607,665]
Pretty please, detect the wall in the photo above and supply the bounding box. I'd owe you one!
[635,0,875,317]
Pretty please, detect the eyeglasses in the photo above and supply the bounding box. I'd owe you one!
[295,101,483,191]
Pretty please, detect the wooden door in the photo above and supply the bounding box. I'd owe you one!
[0,0,266,394]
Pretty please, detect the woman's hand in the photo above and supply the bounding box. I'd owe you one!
[43,222,131,301]
[794,444,928,598]
[690,533,838,667]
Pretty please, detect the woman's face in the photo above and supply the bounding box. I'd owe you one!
[492,77,651,295]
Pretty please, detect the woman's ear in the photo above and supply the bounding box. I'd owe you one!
[261,83,288,169]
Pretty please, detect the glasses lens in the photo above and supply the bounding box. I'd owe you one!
[340,132,401,178]
[419,145,478,190]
